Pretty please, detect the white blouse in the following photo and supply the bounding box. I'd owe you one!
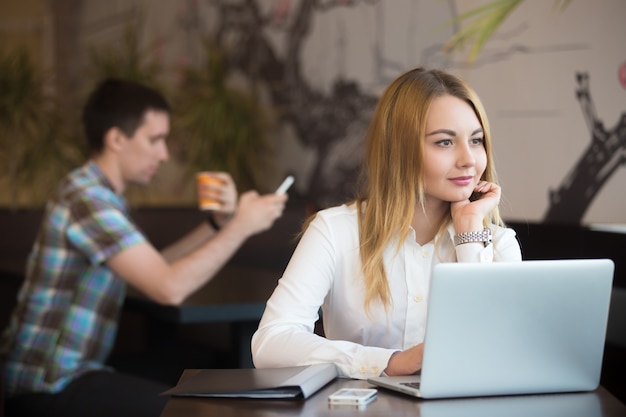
[251,203,522,379]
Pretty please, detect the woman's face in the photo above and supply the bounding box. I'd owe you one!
[422,94,487,205]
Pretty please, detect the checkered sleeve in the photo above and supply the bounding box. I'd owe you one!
[66,192,146,266]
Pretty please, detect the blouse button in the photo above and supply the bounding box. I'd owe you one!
[371,366,379,374]
[359,366,367,373]
[414,295,423,303]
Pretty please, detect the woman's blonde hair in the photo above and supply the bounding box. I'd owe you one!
[356,67,502,312]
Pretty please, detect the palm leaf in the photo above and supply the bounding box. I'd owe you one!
[85,19,161,89]
[443,0,573,64]
[443,0,523,64]
[171,40,272,191]
[0,47,58,207]
[553,0,573,11]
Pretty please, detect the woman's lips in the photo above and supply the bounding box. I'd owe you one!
[449,176,473,186]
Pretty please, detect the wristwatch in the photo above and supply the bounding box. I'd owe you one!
[205,211,221,231]
[453,227,492,247]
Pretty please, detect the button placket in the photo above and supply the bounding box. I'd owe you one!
[404,241,429,348]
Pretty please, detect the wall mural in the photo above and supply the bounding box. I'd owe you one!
[195,0,624,224]
[202,0,472,210]
[544,71,626,224]
[59,0,622,223]
[208,0,378,211]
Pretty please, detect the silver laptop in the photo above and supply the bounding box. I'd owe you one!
[368,259,614,399]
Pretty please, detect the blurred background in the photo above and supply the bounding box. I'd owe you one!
[0,0,624,226]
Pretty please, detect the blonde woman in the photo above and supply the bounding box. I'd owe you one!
[252,67,522,379]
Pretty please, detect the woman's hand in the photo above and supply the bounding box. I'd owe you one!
[450,181,501,232]
[384,343,424,376]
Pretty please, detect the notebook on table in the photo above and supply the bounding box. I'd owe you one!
[368,258,614,399]
[161,363,337,399]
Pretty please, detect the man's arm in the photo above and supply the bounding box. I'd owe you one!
[160,222,215,263]
[161,170,237,262]
[107,190,287,305]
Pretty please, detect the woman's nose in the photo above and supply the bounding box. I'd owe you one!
[457,143,476,167]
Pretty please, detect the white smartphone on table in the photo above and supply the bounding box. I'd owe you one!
[328,388,377,406]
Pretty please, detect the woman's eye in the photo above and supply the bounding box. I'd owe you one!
[471,137,484,145]
[436,139,453,147]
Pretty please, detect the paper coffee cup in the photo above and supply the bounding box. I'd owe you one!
[196,172,223,210]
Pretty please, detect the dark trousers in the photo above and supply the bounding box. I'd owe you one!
[5,370,170,417]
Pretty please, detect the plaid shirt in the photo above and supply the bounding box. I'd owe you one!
[1,161,146,396]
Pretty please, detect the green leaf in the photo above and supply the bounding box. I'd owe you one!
[443,0,523,63]
[442,0,572,64]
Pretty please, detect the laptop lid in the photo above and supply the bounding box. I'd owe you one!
[369,259,614,399]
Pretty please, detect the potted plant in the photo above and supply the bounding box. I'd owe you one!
[171,39,274,193]
[0,47,72,209]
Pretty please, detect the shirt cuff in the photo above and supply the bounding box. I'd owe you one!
[455,241,494,262]
[342,348,397,379]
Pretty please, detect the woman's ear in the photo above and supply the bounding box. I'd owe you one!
[103,127,125,153]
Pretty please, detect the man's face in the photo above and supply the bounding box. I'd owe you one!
[118,109,170,186]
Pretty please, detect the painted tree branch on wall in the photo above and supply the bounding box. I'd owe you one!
[543,73,626,224]
[213,0,380,209]
[445,0,626,224]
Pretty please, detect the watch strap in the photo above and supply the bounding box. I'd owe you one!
[453,227,492,247]
[205,211,221,231]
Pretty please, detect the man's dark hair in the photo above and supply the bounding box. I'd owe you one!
[82,78,171,154]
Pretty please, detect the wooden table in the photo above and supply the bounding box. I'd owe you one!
[124,264,282,368]
[160,370,626,417]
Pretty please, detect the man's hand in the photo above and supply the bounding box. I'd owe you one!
[229,191,288,237]
[202,172,237,215]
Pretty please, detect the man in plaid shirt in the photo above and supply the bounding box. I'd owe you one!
[1,79,288,417]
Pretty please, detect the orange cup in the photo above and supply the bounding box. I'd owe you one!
[196,172,223,210]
